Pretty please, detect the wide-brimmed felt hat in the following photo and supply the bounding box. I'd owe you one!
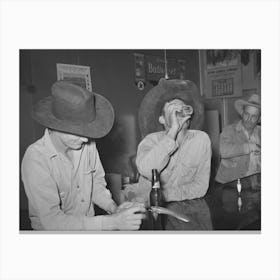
[234,94,261,116]
[33,81,114,138]
[138,78,205,138]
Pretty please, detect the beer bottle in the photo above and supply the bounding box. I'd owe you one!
[150,169,164,207]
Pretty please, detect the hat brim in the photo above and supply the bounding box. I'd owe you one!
[33,93,114,139]
[138,79,204,138]
[235,99,261,116]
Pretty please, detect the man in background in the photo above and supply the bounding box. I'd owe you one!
[21,81,145,230]
[215,94,261,183]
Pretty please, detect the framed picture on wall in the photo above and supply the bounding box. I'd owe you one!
[56,63,92,92]
[199,50,242,98]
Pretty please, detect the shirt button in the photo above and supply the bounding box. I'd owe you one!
[81,199,85,202]
[77,185,80,189]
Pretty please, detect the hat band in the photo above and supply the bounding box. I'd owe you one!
[248,101,260,106]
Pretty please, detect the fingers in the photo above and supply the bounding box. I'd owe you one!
[130,202,145,208]
[129,225,141,230]
[118,202,145,210]
[114,204,146,230]
[118,201,134,209]
[170,104,183,115]
[124,212,145,230]
[168,104,191,124]
[167,105,181,129]
[127,213,146,220]
[166,103,183,116]
[125,205,146,215]
[128,219,142,226]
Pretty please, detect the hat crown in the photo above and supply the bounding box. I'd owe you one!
[51,81,96,124]
[247,94,261,106]
[234,93,261,116]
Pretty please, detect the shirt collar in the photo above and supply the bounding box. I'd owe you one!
[43,128,58,159]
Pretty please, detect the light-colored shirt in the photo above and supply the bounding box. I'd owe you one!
[215,120,261,183]
[239,122,261,176]
[136,130,211,203]
[21,129,117,230]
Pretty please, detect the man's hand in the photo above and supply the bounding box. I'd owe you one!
[112,204,146,230]
[116,201,145,213]
[248,143,261,155]
[166,103,191,140]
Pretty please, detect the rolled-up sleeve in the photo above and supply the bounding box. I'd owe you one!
[21,152,105,230]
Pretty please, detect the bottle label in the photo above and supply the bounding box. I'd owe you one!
[152,182,160,189]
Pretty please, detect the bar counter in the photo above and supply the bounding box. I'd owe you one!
[141,173,261,231]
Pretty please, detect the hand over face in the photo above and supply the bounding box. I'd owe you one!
[165,101,191,135]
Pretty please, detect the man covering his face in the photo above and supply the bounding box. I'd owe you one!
[136,79,211,203]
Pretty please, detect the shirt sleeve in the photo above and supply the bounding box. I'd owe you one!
[136,133,179,180]
[219,126,250,159]
[90,144,117,213]
[21,151,105,231]
[165,133,212,201]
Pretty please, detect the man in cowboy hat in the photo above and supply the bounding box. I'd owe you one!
[215,94,261,183]
[136,79,211,203]
[21,81,145,230]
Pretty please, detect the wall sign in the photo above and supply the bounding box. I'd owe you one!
[199,50,242,98]
[212,77,234,97]
[145,55,184,82]
[133,53,187,87]
[56,63,92,92]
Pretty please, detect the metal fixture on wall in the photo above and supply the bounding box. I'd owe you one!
[164,49,169,79]
[134,53,145,91]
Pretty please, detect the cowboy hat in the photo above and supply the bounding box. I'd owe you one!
[234,94,261,116]
[32,81,114,138]
[138,78,204,138]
